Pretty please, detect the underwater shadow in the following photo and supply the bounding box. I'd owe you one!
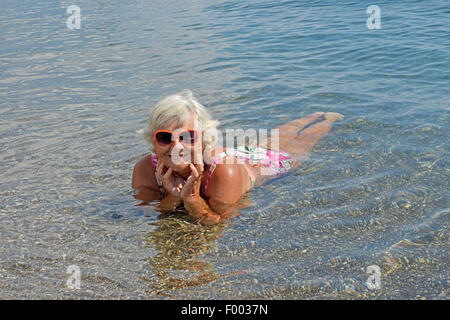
[135,193,252,298]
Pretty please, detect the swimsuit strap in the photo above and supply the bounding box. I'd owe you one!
[204,152,227,194]
[151,154,163,193]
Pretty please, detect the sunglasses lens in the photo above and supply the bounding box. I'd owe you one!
[179,130,197,145]
[155,131,172,145]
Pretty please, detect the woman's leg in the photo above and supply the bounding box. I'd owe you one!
[275,111,326,138]
[258,112,327,149]
[277,112,343,164]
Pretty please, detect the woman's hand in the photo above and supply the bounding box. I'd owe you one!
[155,161,186,197]
[181,162,222,225]
[180,163,203,200]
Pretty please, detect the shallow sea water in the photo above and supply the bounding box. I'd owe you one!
[0,0,448,299]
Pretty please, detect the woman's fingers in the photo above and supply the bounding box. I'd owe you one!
[189,163,199,179]
[189,163,203,184]
[163,167,172,182]
[180,164,198,198]
[155,161,163,179]
[157,162,176,195]
[195,163,203,177]
[193,150,204,175]
[157,161,204,198]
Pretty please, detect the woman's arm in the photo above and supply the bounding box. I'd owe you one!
[132,155,183,210]
[182,158,250,224]
[132,155,161,202]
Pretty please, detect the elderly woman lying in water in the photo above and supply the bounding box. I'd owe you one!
[132,90,343,225]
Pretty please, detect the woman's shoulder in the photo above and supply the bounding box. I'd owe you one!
[203,151,250,202]
[205,146,249,181]
[135,153,156,170]
[131,154,158,190]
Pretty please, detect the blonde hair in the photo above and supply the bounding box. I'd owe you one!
[143,90,220,153]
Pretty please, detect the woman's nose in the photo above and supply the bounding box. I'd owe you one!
[171,138,184,151]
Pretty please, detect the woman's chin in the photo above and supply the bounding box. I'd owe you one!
[168,159,190,172]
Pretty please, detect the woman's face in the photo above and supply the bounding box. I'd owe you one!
[154,112,203,175]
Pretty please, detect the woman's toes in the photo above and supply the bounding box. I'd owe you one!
[325,112,344,121]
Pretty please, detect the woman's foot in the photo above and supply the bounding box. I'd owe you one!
[324,112,344,121]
